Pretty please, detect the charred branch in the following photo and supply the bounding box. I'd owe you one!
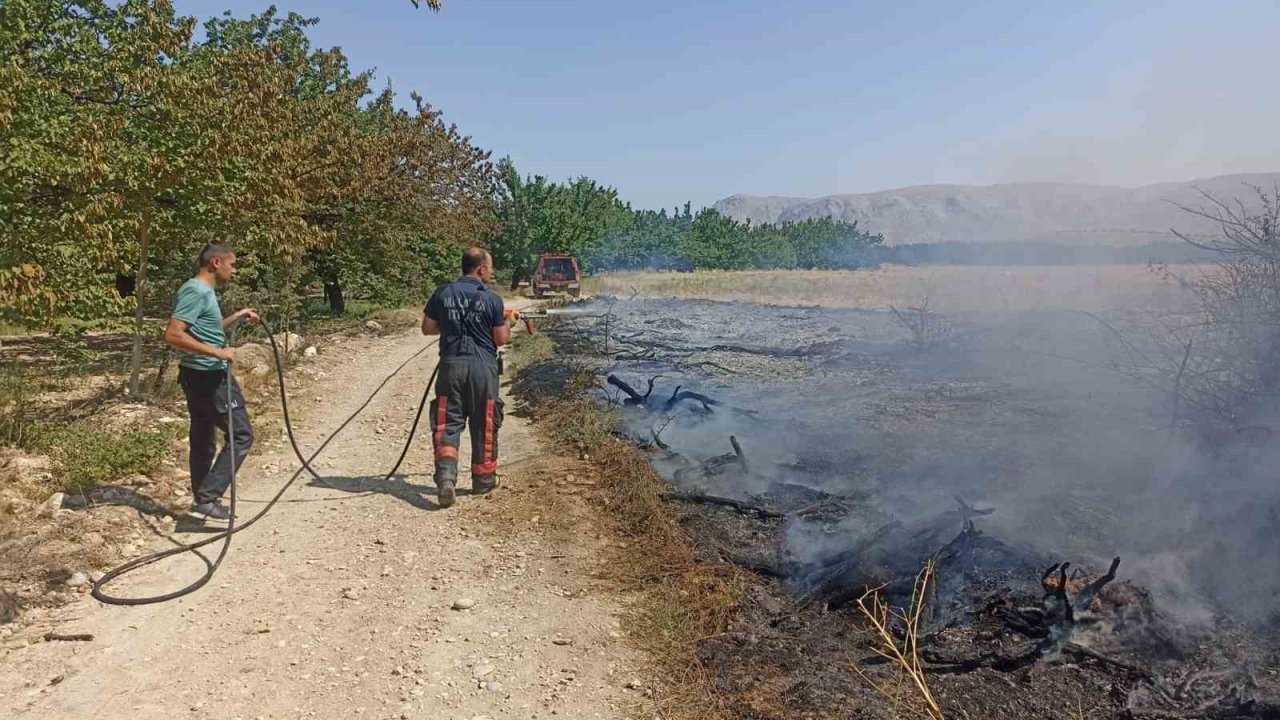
[712,550,787,578]
[605,373,641,403]
[664,385,721,412]
[43,632,94,642]
[606,373,655,406]
[730,435,748,473]
[1059,641,1148,677]
[1045,562,1075,624]
[676,360,738,374]
[1072,556,1121,614]
[664,491,784,519]
[954,496,995,525]
[920,645,1042,674]
[797,521,903,607]
[650,421,672,450]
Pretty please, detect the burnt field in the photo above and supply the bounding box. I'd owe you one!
[533,274,1280,720]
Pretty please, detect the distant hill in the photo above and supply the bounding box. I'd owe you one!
[713,173,1280,246]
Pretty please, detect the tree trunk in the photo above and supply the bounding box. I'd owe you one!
[151,348,172,397]
[127,206,152,398]
[324,279,346,316]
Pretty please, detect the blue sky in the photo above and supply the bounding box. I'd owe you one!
[175,0,1280,209]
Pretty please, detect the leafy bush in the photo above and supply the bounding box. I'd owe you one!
[29,423,174,495]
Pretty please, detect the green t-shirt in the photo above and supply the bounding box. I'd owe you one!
[171,278,227,371]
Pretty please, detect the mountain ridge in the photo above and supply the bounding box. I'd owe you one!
[713,173,1280,245]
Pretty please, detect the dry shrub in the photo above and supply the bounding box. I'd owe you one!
[854,560,945,720]
[889,280,953,349]
[1,357,176,498]
[1163,186,1280,430]
[531,383,751,720]
[0,501,147,623]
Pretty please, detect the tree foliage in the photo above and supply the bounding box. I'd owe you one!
[0,1,496,334]
[489,159,630,284]
[1,1,495,398]
[489,163,883,278]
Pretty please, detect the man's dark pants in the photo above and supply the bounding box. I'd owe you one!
[178,366,254,505]
[430,357,503,486]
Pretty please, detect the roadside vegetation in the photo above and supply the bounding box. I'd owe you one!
[0,345,175,501]
[508,331,750,720]
[26,423,175,498]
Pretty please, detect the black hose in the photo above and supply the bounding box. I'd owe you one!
[92,323,440,606]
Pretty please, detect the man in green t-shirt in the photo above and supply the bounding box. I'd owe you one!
[164,244,259,523]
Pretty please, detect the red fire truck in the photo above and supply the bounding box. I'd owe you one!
[530,253,582,298]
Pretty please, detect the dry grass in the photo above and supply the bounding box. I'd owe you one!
[588,265,1202,315]
[525,376,751,720]
[854,560,945,720]
[365,305,423,328]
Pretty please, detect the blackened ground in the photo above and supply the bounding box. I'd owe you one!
[538,295,1280,719]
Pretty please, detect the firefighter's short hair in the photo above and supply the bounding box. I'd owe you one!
[462,247,490,276]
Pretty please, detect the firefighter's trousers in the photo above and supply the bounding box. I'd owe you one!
[430,356,503,483]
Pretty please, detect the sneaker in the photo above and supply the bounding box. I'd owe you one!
[472,475,500,496]
[190,501,232,522]
[437,480,456,508]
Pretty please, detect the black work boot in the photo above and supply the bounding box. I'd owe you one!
[435,460,458,508]
[472,474,499,496]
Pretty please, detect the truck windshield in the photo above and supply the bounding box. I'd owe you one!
[540,259,574,279]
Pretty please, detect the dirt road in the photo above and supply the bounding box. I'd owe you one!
[0,323,643,720]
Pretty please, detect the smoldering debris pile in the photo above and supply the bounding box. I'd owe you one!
[535,296,1280,719]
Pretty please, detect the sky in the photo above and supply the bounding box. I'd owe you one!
[175,0,1280,209]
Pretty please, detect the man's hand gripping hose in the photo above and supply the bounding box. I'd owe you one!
[91,321,441,606]
[505,308,535,335]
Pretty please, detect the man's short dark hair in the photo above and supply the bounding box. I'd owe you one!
[198,243,234,270]
[461,247,490,276]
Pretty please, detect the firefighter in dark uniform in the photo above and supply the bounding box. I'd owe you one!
[421,247,512,508]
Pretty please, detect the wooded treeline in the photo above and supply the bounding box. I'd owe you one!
[0,0,497,335]
[490,164,885,283]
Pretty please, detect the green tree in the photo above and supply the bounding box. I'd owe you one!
[582,202,881,272]
[782,217,883,269]
[490,160,629,284]
[1,1,484,394]
[741,224,798,270]
[680,209,743,270]
[1,0,329,393]
[312,91,497,314]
